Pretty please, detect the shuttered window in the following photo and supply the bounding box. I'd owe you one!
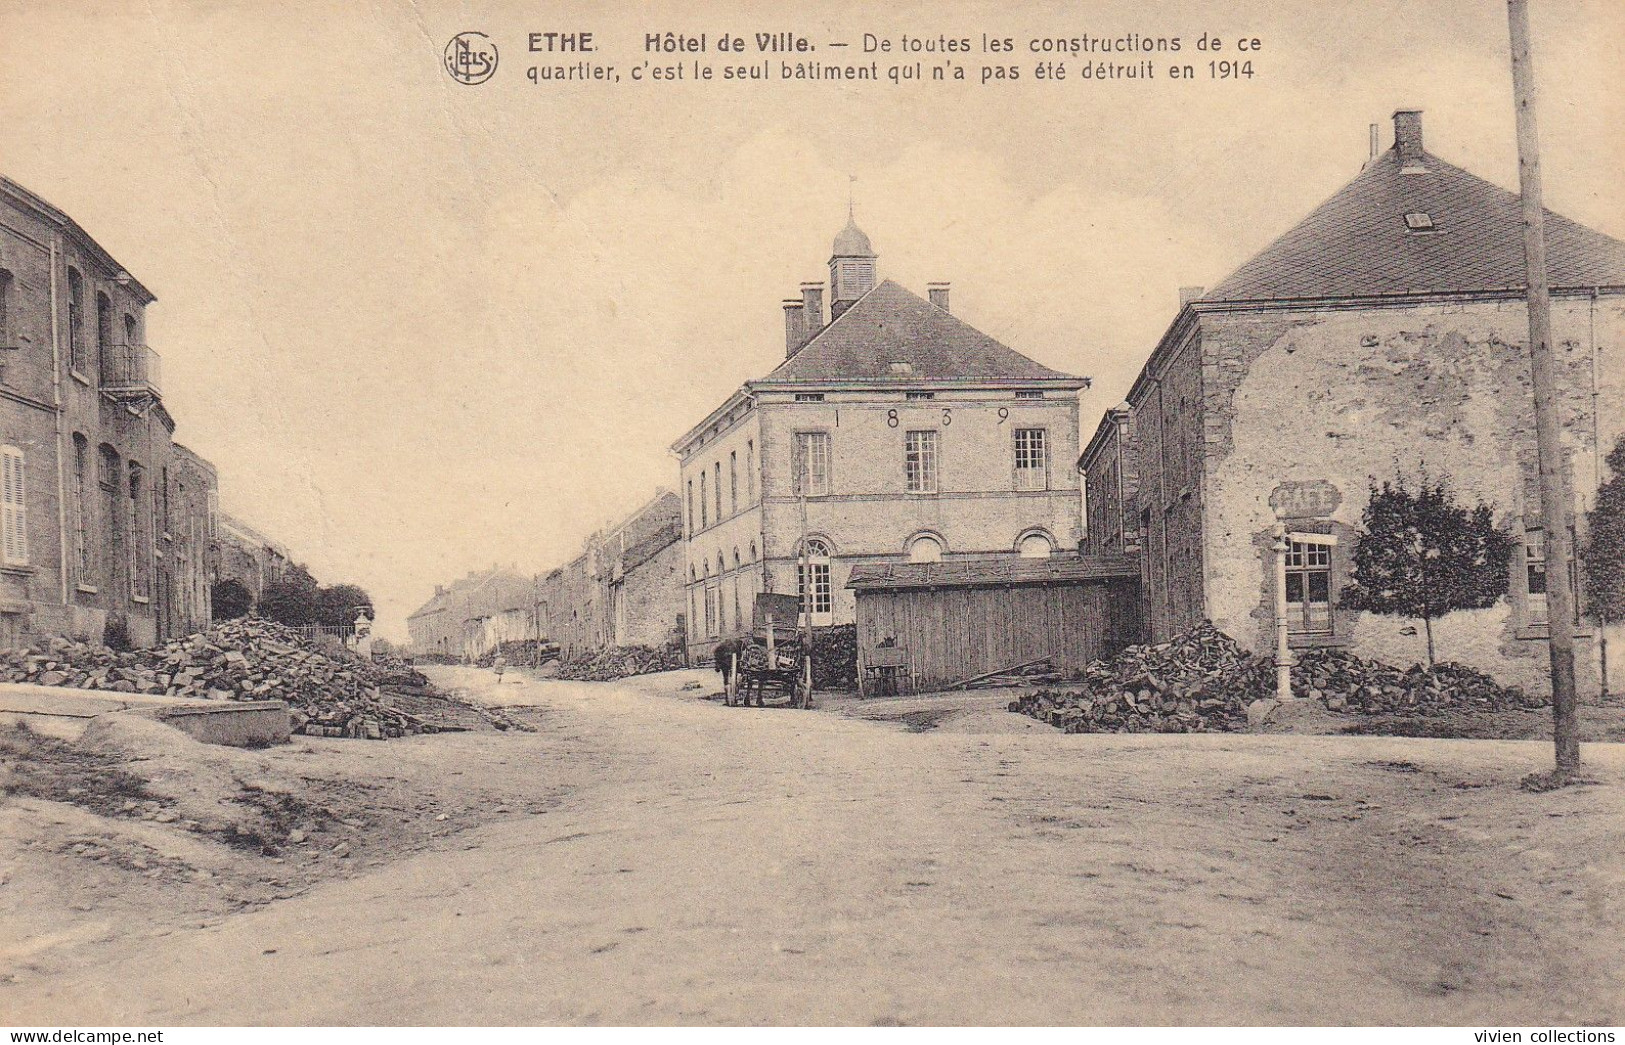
[2,446,27,566]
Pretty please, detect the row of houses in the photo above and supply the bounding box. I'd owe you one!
[0,175,301,649]
[413,109,1621,696]
[407,490,685,662]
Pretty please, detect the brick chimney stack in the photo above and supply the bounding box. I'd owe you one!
[783,299,805,357]
[1178,286,1205,307]
[927,282,950,313]
[800,282,825,342]
[1394,108,1426,171]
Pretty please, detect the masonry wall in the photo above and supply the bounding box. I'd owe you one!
[1,182,183,649]
[749,390,1084,645]
[1126,326,1207,642]
[1195,293,1625,696]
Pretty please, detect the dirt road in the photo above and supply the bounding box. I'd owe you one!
[5,668,1623,1025]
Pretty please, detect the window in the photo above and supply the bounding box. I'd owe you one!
[746,440,756,504]
[749,541,757,562]
[1,445,27,566]
[160,466,171,536]
[907,534,943,563]
[714,461,722,520]
[699,472,708,529]
[798,537,832,623]
[733,546,741,569]
[905,430,938,494]
[795,392,825,403]
[729,451,738,514]
[128,462,149,600]
[123,313,137,346]
[794,432,830,497]
[72,434,90,575]
[1019,532,1054,559]
[1015,428,1048,491]
[1016,390,1044,400]
[906,391,935,401]
[67,269,85,374]
[1525,527,1548,625]
[1284,536,1334,633]
[687,480,694,534]
[704,584,720,638]
[1404,212,1436,232]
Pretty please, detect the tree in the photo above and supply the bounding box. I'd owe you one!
[211,578,253,621]
[1340,472,1514,666]
[1583,435,1625,699]
[257,579,319,626]
[315,583,374,628]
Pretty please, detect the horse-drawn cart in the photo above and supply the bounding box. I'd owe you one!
[724,593,813,709]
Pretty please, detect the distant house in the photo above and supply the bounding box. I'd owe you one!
[406,566,533,661]
[1083,110,1625,695]
[217,513,292,606]
[672,217,1089,662]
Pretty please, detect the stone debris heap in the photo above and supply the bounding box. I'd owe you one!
[1,619,482,740]
[554,644,686,682]
[1010,621,1543,733]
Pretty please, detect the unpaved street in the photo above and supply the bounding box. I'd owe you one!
[5,669,1624,1026]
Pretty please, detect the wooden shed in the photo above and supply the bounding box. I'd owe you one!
[846,555,1142,693]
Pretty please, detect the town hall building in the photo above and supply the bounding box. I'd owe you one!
[672,217,1090,661]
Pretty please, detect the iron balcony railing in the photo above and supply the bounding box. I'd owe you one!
[100,342,162,395]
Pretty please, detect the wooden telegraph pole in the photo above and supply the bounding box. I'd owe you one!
[1508,0,1582,773]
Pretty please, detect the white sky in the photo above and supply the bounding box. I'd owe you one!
[3,0,1621,639]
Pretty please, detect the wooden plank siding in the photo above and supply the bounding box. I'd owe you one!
[854,578,1142,692]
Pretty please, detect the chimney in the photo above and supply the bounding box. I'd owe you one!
[435,584,444,596]
[1393,109,1425,171]
[1178,286,1205,307]
[800,282,824,341]
[927,282,951,313]
[783,299,805,357]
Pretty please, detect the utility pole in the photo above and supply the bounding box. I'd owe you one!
[1508,0,1581,774]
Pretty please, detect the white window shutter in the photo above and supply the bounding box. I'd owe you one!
[2,448,26,566]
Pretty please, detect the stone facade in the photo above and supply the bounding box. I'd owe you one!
[1,175,217,649]
[1098,111,1625,696]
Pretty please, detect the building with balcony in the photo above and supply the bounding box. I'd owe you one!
[672,217,1090,662]
[1,174,217,648]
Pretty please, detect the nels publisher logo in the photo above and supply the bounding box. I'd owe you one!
[444,31,498,85]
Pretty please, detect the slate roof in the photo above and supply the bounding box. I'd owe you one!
[1204,147,1625,303]
[847,554,1139,592]
[755,280,1085,387]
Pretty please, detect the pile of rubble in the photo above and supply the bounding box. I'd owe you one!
[475,639,560,668]
[1292,648,1538,713]
[1,619,477,740]
[554,643,686,682]
[1011,622,1272,733]
[1010,621,1544,734]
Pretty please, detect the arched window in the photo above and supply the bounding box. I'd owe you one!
[716,551,725,576]
[798,537,832,623]
[689,565,696,583]
[1018,532,1054,559]
[749,541,758,562]
[733,546,741,569]
[907,533,944,563]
